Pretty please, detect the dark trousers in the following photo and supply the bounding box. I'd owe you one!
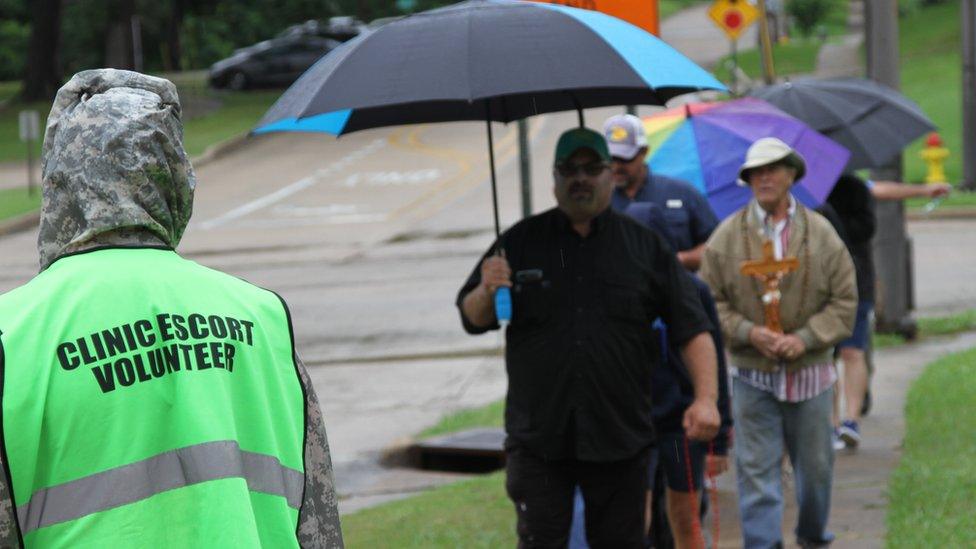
[505,445,650,549]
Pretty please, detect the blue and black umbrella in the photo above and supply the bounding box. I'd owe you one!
[255,0,725,238]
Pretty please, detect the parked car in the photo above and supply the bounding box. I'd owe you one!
[279,16,367,42]
[208,35,340,90]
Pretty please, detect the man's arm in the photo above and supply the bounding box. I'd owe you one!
[0,452,19,548]
[676,242,706,271]
[871,181,951,201]
[460,255,511,328]
[295,352,345,548]
[679,332,721,441]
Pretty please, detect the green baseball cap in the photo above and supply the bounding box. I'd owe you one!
[554,127,610,164]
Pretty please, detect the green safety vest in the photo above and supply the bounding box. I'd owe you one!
[0,247,307,547]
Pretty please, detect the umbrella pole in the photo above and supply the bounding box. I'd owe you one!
[577,107,584,127]
[485,106,513,326]
[486,113,502,239]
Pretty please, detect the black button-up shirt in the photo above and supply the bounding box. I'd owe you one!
[456,207,711,462]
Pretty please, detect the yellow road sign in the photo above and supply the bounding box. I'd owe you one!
[708,0,759,40]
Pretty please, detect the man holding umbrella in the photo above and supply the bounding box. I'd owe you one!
[457,128,721,548]
[700,137,856,548]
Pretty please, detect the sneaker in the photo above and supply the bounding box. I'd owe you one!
[838,419,861,448]
[832,429,846,451]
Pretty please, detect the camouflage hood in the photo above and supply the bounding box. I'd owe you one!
[38,69,196,270]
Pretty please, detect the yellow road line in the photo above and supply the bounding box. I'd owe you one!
[385,119,542,223]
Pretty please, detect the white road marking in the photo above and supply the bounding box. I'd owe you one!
[198,139,387,230]
[339,169,442,188]
[246,214,388,227]
[272,204,361,217]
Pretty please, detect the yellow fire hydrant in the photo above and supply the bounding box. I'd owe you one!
[920,132,949,184]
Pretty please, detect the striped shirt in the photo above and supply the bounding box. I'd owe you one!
[731,198,836,403]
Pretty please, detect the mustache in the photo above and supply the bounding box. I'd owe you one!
[568,181,594,194]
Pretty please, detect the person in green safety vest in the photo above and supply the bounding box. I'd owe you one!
[0,69,343,548]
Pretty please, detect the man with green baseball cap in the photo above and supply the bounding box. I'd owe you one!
[456,127,720,547]
[554,127,612,164]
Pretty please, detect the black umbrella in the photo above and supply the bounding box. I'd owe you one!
[254,0,725,238]
[747,77,935,170]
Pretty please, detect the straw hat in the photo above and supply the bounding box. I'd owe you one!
[737,137,806,186]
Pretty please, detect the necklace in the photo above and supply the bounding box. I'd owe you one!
[738,205,811,329]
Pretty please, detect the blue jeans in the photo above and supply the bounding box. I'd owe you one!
[732,378,835,548]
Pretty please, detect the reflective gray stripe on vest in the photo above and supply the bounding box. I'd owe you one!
[16,440,304,535]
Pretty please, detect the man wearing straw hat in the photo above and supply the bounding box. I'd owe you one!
[700,137,856,548]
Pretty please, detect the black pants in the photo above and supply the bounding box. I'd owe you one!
[505,445,650,549]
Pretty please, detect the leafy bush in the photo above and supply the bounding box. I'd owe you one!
[788,0,837,37]
[0,19,28,82]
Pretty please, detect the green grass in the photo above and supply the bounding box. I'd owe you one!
[885,346,976,547]
[0,187,42,222]
[917,310,976,336]
[181,90,280,157]
[873,309,976,348]
[900,0,961,184]
[712,39,823,84]
[341,471,514,548]
[0,81,20,104]
[871,332,906,349]
[906,189,976,211]
[418,399,504,439]
[0,97,48,164]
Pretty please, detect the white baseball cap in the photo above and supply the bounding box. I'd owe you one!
[737,137,807,186]
[603,114,648,160]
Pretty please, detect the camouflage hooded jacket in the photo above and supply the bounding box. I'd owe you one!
[0,69,343,548]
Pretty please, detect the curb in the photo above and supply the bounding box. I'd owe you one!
[190,132,252,169]
[907,207,976,221]
[0,209,39,237]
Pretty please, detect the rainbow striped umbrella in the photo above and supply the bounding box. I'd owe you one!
[644,97,850,219]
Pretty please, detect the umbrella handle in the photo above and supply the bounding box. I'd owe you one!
[495,286,512,326]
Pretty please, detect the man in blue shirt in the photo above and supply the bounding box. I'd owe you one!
[604,114,719,271]
[604,114,725,548]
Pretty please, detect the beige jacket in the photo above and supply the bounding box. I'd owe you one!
[700,200,857,372]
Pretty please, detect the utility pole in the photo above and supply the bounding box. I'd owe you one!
[757,0,776,84]
[963,0,976,189]
[865,0,916,337]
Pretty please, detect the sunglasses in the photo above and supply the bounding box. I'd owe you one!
[556,161,608,177]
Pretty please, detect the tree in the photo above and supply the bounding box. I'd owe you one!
[22,0,62,101]
[104,0,136,69]
[787,0,835,38]
[162,0,186,71]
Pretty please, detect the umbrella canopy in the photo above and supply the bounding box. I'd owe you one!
[747,77,934,170]
[254,0,725,136]
[644,97,850,219]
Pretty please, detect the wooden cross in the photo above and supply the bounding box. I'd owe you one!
[740,240,799,333]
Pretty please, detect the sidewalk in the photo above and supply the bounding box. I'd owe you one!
[711,331,976,548]
[0,162,38,191]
